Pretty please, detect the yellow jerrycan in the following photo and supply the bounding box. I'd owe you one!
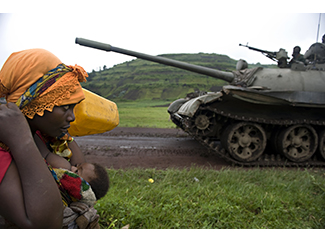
[68,88,119,136]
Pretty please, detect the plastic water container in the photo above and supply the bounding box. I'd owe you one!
[68,88,119,136]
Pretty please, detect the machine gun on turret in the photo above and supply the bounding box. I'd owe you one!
[239,44,278,61]
[239,43,289,68]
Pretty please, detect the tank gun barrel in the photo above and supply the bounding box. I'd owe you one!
[75,38,235,83]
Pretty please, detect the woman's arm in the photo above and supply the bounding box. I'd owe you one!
[34,134,72,170]
[0,103,63,228]
[34,133,86,168]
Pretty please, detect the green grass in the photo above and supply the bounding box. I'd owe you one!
[96,167,325,229]
[116,100,177,128]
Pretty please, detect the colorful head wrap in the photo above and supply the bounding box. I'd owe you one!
[0,48,88,119]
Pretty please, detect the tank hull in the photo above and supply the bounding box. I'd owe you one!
[168,85,325,166]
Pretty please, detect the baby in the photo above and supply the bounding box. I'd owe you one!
[35,131,109,206]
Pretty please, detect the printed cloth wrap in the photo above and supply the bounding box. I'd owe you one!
[46,134,99,229]
[50,166,97,207]
[50,133,74,160]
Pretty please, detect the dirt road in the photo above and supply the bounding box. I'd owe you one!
[75,127,230,170]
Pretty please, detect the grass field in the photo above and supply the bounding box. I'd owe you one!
[98,100,325,229]
[116,100,177,128]
[96,167,325,229]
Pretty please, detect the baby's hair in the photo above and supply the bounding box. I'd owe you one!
[88,163,110,200]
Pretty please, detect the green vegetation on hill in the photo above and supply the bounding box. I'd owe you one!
[82,53,275,102]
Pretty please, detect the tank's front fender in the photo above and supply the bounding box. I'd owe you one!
[177,92,223,117]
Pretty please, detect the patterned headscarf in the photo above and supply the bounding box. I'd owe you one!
[0,48,88,119]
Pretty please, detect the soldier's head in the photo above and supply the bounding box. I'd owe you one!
[293,46,301,54]
[322,34,325,43]
[292,46,301,58]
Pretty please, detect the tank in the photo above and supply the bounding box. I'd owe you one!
[75,38,325,167]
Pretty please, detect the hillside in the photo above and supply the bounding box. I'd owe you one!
[81,53,275,102]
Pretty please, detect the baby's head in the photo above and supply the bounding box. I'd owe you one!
[71,162,109,200]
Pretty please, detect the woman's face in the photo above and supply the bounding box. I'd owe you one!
[28,104,76,138]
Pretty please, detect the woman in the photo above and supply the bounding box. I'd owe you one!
[0,48,92,228]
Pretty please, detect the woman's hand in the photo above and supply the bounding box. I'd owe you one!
[0,103,33,146]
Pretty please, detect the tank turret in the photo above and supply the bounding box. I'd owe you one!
[76,38,325,167]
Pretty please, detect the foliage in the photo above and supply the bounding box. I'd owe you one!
[96,167,325,229]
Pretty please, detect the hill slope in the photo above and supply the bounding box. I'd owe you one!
[82,53,274,102]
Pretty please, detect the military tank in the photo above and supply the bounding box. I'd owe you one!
[75,37,325,167]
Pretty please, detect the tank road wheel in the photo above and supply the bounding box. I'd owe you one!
[221,122,267,162]
[278,125,318,162]
[192,110,216,136]
[317,130,325,160]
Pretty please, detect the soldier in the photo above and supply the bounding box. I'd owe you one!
[322,34,325,43]
[288,46,305,67]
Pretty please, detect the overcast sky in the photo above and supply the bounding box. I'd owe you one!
[1,1,324,73]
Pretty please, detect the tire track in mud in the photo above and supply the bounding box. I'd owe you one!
[75,127,229,170]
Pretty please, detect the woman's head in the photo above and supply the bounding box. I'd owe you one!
[30,104,77,138]
[0,48,87,119]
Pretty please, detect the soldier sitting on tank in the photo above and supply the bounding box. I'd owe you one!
[288,46,305,67]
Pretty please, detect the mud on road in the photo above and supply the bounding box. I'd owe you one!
[75,127,230,170]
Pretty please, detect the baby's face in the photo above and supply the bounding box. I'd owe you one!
[71,163,95,183]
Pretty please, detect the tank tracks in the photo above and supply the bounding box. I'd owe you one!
[194,135,325,168]
[174,106,325,168]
